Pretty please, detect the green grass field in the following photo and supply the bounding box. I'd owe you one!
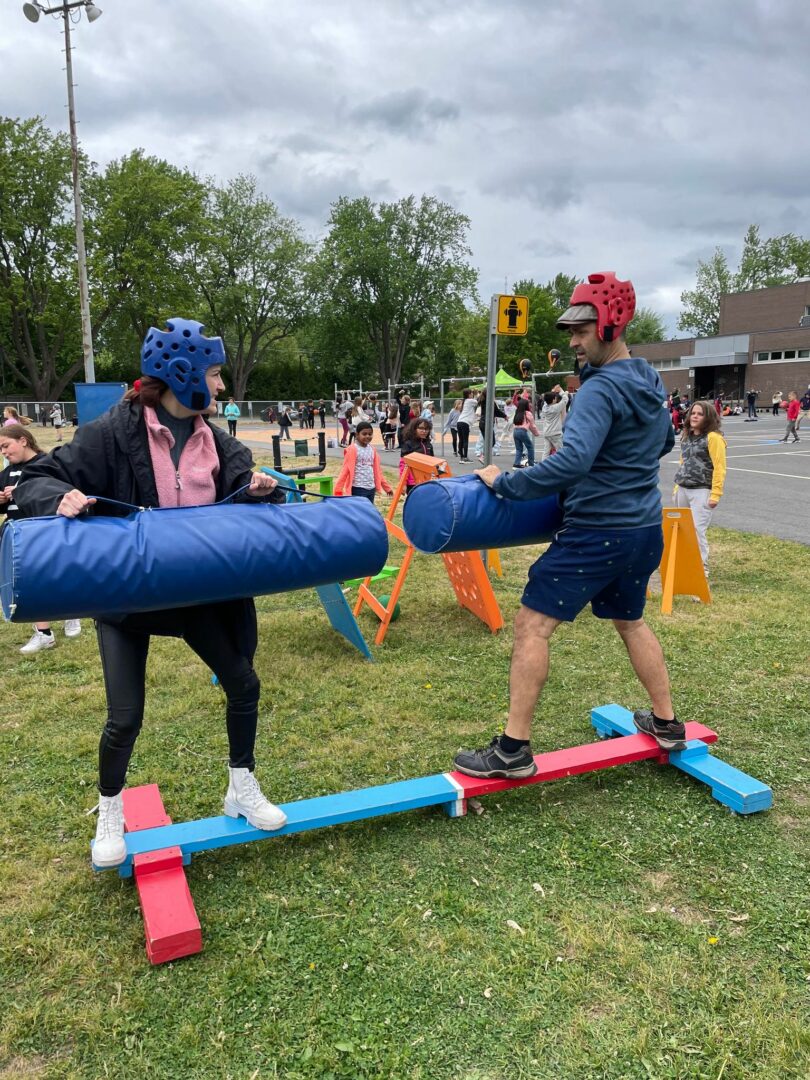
[1,445,808,1079]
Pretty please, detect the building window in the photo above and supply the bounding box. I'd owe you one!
[753,348,810,363]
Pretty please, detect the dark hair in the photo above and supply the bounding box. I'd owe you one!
[514,398,531,424]
[0,423,43,453]
[124,374,167,410]
[402,417,432,442]
[355,421,373,435]
[682,400,722,439]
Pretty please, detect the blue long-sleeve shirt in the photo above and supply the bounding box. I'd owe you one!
[492,357,674,529]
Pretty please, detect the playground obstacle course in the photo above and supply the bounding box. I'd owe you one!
[354,453,504,644]
[97,704,771,965]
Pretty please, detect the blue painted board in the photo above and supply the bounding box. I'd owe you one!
[110,773,459,876]
[590,704,772,815]
[670,751,773,813]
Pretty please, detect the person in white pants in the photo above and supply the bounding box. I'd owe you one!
[672,401,727,574]
[540,386,568,460]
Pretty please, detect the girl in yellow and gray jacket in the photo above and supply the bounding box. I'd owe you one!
[673,401,727,574]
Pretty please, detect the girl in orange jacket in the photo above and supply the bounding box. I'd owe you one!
[334,422,393,503]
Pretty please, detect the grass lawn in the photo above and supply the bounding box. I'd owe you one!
[1,442,808,1079]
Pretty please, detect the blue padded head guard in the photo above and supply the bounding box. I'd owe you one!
[140,318,226,411]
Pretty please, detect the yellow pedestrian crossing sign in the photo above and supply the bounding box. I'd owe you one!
[497,294,529,336]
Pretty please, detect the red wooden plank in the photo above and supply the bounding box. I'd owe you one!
[134,852,202,964]
[449,723,718,798]
[121,784,172,832]
[122,785,202,965]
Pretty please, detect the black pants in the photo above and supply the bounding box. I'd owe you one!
[351,486,376,502]
[227,419,237,436]
[457,421,470,459]
[449,427,458,455]
[96,606,260,796]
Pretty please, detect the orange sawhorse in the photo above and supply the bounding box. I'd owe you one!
[353,453,504,644]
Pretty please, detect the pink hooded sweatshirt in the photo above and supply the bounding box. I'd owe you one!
[143,406,220,507]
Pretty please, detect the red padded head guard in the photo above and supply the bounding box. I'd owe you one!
[558,272,636,342]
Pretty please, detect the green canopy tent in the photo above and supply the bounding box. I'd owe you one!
[468,367,526,392]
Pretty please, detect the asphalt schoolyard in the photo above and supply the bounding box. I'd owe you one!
[237,411,809,546]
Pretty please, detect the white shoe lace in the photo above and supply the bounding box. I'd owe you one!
[96,798,124,841]
[238,771,266,809]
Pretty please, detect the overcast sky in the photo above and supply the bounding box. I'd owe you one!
[4,0,810,334]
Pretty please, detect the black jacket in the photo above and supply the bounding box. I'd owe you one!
[13,401,284,655]
[13,400,284,516]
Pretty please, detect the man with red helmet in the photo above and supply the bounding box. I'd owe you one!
[454,273,683,780]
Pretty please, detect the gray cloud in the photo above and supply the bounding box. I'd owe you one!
[3,0,809,338]
[348,89,460,137]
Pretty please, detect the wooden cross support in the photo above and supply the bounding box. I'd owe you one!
[93,706,771,965]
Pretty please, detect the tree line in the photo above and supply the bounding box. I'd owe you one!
[10,115,806,402]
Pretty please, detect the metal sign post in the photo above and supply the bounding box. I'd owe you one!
[483,295,499,466]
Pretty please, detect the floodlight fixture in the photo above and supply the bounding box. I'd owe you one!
[23,2,43,22]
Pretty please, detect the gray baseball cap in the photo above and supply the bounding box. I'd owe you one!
[556,303,598,330]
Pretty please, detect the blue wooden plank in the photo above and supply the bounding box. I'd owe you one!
[670,751,773,814]
[111,773,460,876]
[590,704,772,815]
[590,704,636,737]
[314,583,373,660]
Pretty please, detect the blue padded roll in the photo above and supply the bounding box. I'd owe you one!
[1,497,388,623]
[402,474,562,554]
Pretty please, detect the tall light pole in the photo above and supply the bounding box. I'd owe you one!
[23,0,102,383]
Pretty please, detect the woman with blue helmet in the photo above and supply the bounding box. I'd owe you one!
[14,318,288,867]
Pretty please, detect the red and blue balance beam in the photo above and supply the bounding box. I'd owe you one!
[100,705,771,963]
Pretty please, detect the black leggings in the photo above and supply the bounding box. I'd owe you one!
[227,419,237,436]
[457,421,470,459]
[96,605,260,796]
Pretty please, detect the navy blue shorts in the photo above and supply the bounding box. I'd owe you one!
[521,525,663,622]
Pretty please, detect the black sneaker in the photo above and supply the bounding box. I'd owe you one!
[633,710,687,751]
[453,736,538,779]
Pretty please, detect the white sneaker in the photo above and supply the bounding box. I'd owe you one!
[224,767,287,830]
[92,793,127,867]
[64,619,81,638]
[20,626,55,654]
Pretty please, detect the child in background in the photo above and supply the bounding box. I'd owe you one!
[673,401,727,575]
[335,422,393,503]
[540,387,567,459]
[0,423,83,651]
[779,391,800,443]
[443,399,462,457]
[399,417,434,494]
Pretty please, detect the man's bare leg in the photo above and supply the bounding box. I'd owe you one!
[504,607,562,741]
[612,618,675,721]
[452,606,560,777]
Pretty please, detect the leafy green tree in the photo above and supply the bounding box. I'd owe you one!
[0,116,84,398]
[87,150,208,369]
[193,176,311,401]
[314,194,478,386]
[678,251,734,337]
[626,306,666,345]
[735,224,810,291]
[679,226,810,337]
